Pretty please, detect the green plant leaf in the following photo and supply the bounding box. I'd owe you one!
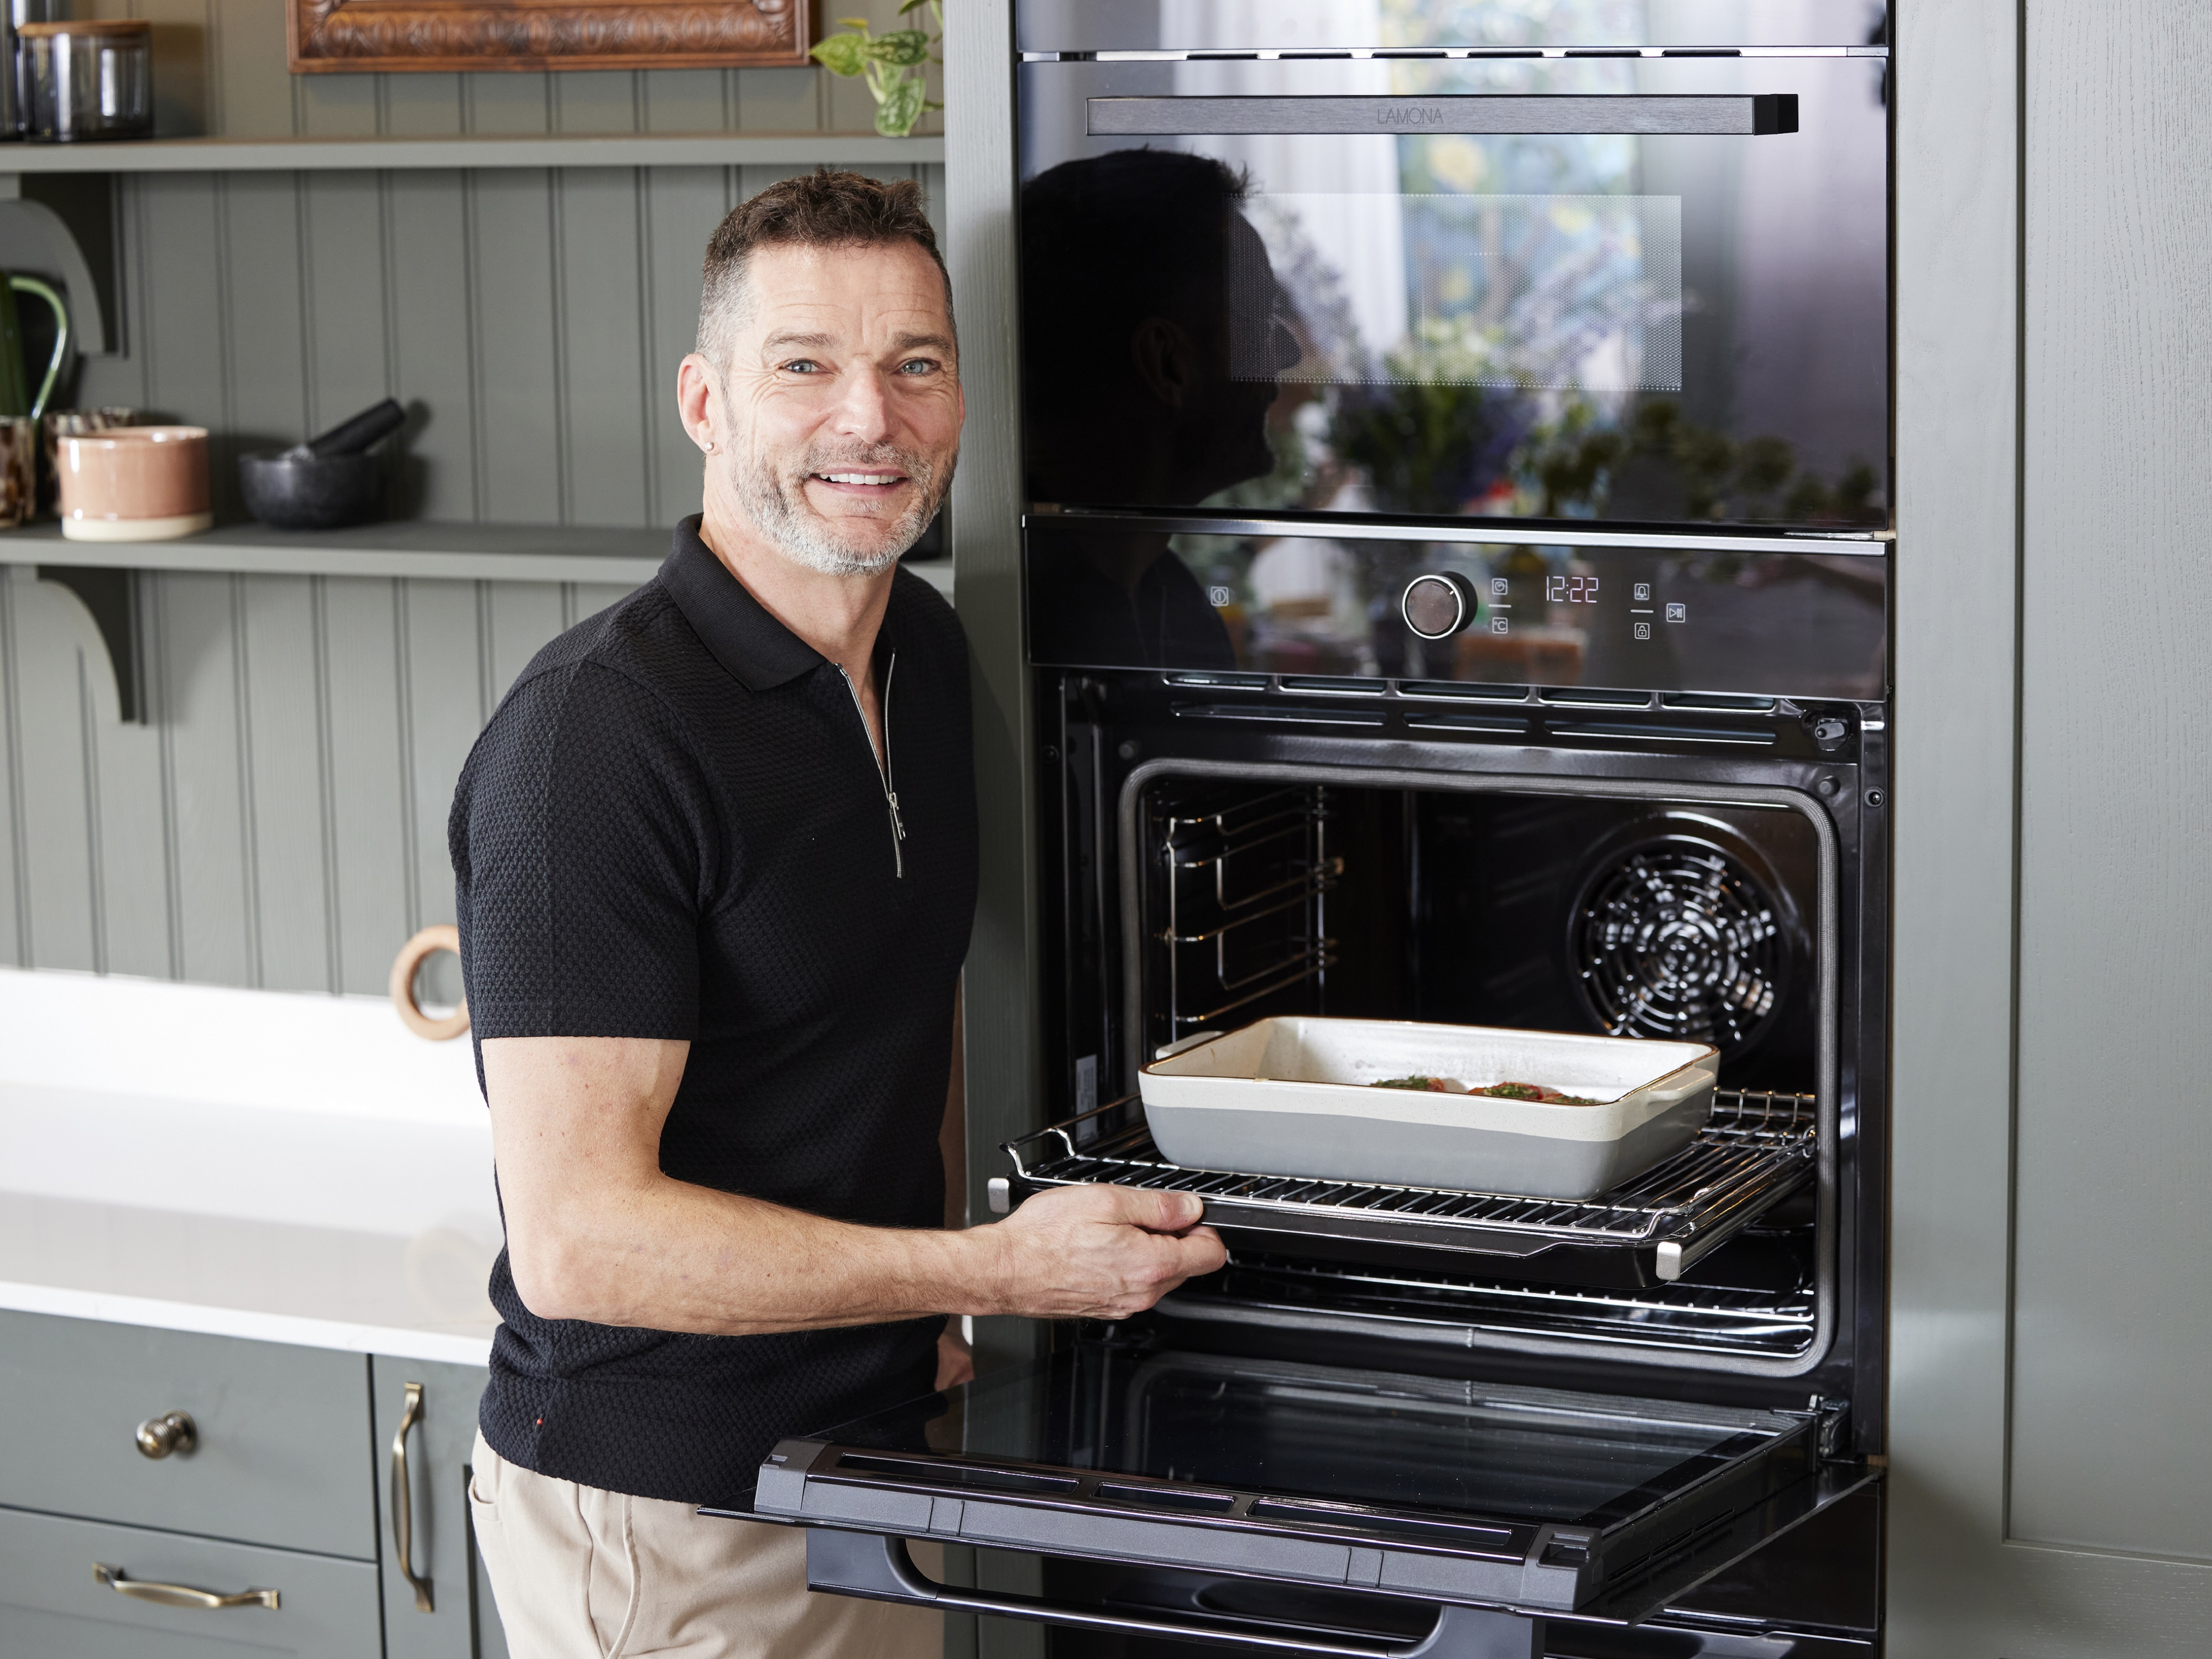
[810,32,868,76]
[876,71,928,136]
[866,28,931,65]
[898,0,930,13]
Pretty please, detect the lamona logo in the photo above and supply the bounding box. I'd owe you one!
[1376,105,1446,127]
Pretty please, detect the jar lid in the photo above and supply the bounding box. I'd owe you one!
[20,20,153,36]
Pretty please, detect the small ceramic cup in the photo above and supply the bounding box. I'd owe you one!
[41,408,140,517]
[57,424,212,541]
[0,418,37,529]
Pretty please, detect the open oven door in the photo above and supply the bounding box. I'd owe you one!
[736,1339,1877,1655]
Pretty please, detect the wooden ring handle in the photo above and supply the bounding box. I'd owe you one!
[389,925,469,1041]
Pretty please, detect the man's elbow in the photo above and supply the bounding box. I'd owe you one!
[505,1226,607,1324]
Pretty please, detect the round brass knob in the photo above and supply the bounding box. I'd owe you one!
[1401,571,1479,640]
[135,1410,197,1460]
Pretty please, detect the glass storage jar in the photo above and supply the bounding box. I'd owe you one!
[20,20,150,142]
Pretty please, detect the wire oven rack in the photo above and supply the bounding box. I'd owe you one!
[999,1089,1817,1289]
[1155,785,1339,1039]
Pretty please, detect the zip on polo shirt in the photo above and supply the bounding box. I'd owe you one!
[836,656,906,878]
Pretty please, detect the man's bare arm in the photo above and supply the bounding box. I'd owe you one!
[485,1032,1222,1335]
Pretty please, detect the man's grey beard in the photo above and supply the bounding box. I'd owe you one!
[733,442,950,577]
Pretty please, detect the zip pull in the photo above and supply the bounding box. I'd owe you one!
[836,659,905,880]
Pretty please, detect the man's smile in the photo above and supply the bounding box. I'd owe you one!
[810,469,910,493]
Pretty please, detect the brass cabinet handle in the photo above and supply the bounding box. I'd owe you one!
[390,1380,435,1613]
[93,1562,279,1611]
[390,924,469,1041]
[134,1411,197,1460]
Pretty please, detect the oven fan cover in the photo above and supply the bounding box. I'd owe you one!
[1570,833,1793,1058]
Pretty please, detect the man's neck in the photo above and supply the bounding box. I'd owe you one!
[696,499,898,691]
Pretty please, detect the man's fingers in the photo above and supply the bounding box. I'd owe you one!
[1127,1224,1226,1292]
[1098,1185,1207,1234]
[1164,1225,1227,1276]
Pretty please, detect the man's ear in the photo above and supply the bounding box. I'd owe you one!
[1129,317,1197,411]
[676,353,720,452]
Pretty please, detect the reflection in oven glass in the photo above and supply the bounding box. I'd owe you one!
[1019,28,1888,530]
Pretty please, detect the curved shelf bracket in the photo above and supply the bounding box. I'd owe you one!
[33,564,143,722]
[0,192,109,356]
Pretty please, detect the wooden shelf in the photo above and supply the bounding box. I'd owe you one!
[0,131,943,174]
[3,518,955,596]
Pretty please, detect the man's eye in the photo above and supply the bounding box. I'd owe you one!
[898,359,937,375]
[782,359,823,374]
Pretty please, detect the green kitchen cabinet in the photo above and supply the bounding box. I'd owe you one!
[0,1310,377,1561]
[0,1504,382,1659]
[372,1355,508,1659]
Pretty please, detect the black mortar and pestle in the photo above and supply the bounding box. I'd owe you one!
[238,398,407,530]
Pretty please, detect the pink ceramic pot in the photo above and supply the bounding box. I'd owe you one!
[58,425,212,542]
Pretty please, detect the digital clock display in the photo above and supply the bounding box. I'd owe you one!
[1546,573,1600,604]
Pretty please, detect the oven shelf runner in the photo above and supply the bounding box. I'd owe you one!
[1001,1087,1814,1284]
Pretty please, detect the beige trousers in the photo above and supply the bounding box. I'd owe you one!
[469,1430,943,1659]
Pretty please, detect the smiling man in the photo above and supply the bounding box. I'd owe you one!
[448,172,1224,1658]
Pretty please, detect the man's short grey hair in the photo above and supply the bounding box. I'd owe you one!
[697,169,956,369]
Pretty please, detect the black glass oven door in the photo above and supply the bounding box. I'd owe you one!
[1017,53,1888,533]
[745,1342,1868,1640]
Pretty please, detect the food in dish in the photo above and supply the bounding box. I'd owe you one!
[1473,1081,1601,1105]
[1367,1076,1600,1105]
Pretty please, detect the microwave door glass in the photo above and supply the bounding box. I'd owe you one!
[1019,55,1888,531]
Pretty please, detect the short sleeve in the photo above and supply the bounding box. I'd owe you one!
[451,659,713,1041]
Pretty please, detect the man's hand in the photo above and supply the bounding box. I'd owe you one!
[975,1185,1227,1321]
[935,1327,974,1391]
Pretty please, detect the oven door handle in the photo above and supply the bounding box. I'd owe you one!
[805,1528,1542,1658]
[1089,93,1797,138]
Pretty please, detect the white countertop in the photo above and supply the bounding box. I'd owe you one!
[0,967,503,1366]
[0,1193,496,1365]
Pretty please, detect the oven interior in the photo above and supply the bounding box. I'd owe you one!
[1018,765,1840,1378]
[1132,776,1819,1092]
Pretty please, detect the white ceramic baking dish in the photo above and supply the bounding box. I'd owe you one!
[1138,1018,1720,1201]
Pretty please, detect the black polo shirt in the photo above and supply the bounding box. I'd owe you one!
[448,516,977,1508]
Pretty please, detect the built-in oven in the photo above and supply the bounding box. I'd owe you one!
[1014,1,1890,536]
[744,533,1889,1657]
[742,5,1892,1653]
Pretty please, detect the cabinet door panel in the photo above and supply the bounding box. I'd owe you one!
[0,1505,381,1659]
[373,1355,508,1659]
[0,1312,375,1559]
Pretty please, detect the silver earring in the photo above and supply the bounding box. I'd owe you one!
[703,440,716,454]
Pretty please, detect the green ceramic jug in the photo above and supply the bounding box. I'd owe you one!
[0,274,70,420]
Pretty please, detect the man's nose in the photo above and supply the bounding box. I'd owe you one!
[828,365,898,440]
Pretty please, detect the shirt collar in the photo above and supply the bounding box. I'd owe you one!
[655,516,827,692]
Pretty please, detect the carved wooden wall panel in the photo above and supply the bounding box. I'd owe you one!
[289,0,810,75]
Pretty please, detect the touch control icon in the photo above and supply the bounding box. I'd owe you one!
[1208,586,1233,607]
[1634,583,1652,602]
[1490,577,1509,597]
[1634,622,1652,640]
[1665,603,1687,623]
[1491,616,1509,634]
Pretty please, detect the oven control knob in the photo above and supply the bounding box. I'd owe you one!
[1401,572,1479,640]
